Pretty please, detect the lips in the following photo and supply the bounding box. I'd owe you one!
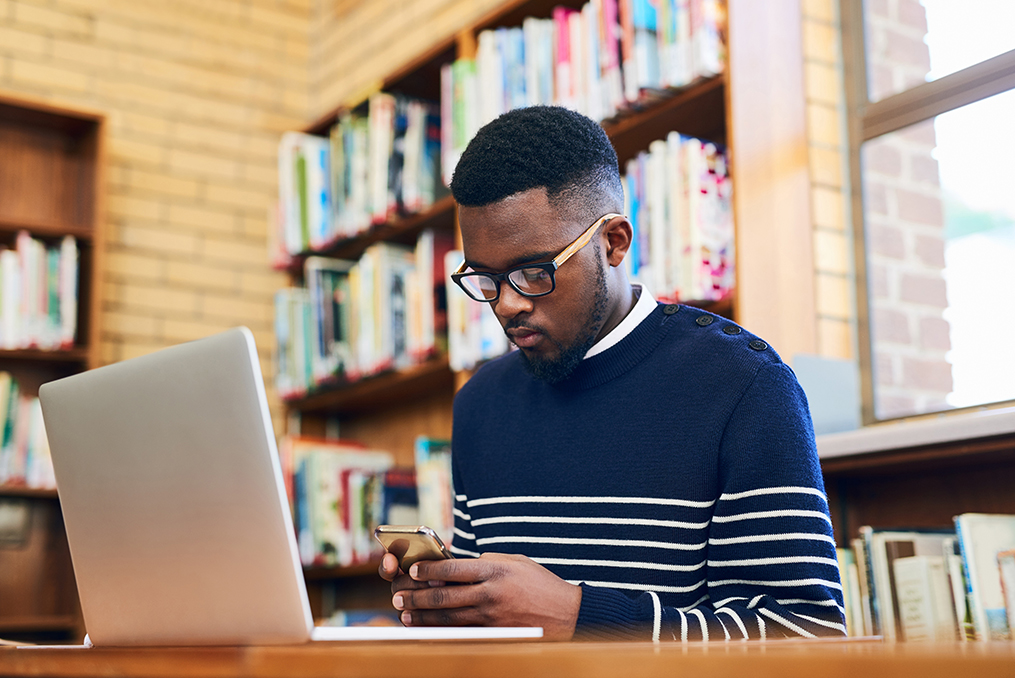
[506,327,543,349]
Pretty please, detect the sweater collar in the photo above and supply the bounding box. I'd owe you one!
[551,302,678,392]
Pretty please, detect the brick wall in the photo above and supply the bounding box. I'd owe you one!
[309,0,501,119]
[862,0,952,418]
[801,0,855,363]
[0,0,311,431]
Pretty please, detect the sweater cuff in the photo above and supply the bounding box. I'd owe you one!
[574,584,651,640]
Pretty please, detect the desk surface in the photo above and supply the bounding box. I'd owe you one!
[3,640,1015,678]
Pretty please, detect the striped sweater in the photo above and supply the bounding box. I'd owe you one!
[450,303,845,641]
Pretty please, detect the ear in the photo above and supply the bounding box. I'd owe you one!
[602,216,633,268]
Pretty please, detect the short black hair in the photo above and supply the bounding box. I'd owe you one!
[450,106,624,224]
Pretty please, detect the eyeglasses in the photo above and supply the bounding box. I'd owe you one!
[451,213,623,303]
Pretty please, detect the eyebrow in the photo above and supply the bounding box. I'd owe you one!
[466,250,557,272]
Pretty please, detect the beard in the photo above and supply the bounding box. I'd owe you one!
[515,253,608,384]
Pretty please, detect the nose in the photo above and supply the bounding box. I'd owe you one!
[492,281,534,320]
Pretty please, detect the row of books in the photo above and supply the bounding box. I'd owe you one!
[279,435,453,568]
[275,93,447,260]
[274,229,453,399]
[624,132,733,303]
[0,232,78,351]
[835,514,1015,642]
[0,373,55,490]
[441,0,726,181]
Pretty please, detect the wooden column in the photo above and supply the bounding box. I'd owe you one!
[727,0,818,360]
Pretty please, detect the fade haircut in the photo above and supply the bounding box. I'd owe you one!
[450,106,624,225]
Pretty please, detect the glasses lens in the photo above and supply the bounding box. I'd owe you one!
[460,274,499,300]
[508,267,553,296]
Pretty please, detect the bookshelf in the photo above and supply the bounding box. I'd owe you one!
[278,0,746,620]
[0,92,105,643]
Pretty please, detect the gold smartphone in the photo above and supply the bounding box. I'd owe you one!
[374,525,454,572]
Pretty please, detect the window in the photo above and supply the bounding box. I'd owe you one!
[843,0,1015,422]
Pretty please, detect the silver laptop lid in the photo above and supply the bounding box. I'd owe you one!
[39,327,313,646]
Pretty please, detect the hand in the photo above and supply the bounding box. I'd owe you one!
[390,552,582,641]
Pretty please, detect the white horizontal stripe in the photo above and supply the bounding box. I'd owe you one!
[758,608,816,638]
[532,557,705,572]
[709,532,835,546]
[712,509,832,525]
[712,577,842,591]
[720,486,827,502]
[477,536,708,551]
[567,579,706,594]
[453,507,472,521]
[453,526,476,540]
[467,495,715,509]
[747,595,765,609]
[455,494,468,502]
[794,612,847,632]
[712,596,748,608]
[472,515,709,529]
[677,593,710,612]
[776,598,846,614]
[449,545,480,557]
[716,608,749,640]
[708,556,840,568]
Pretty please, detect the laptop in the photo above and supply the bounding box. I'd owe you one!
[38,327,541,646]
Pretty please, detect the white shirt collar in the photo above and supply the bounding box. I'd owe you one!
[584,284,657,359]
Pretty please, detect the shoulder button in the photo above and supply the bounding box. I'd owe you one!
[695,315,713,327]
[749,340,768,351]
[663,304,679,315]
[722,325,741,335]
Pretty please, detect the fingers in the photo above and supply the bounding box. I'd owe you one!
[398,607,486,627]
[409,555,496,584]
[393,579,483,613]
[378,552,399,582]
[390,573,431,595]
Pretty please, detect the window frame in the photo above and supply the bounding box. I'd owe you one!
[840,0,1015,424]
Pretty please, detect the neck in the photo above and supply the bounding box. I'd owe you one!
[594,277,635,344]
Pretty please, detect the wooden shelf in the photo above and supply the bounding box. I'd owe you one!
[286,356,454,415]
[0,486,58,499]
[283,195,456,275]
[0,615,76,633]
[0,347,89,363]
[0,218,93,241]
[303,560,381,581]
[604,76,727,167]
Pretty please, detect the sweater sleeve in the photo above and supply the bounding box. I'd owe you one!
[575,362,846,641]
[449,450,480,558]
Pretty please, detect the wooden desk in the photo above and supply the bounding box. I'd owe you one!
[3,640,1014,678]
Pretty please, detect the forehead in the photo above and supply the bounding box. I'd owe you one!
[459,188,579,270]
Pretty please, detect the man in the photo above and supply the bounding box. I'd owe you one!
[380,106,844,641]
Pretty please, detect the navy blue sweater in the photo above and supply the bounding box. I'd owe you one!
[450,303,845,641]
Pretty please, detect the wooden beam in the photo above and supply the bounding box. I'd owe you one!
[727,0,817,360]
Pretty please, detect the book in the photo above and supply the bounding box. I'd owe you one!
[893,555,957,642]
[998,549,1015,636]
[859,526,955,642]
[954,513,1015,641]
[282,436,393,567]
[0,373,55,490]
[414,436,453,546]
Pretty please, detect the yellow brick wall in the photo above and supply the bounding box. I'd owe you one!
[0,0,311,430]
[801,0,856,361]
[309,0,502,118]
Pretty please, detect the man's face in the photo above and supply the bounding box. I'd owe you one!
[458,188,609,383]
